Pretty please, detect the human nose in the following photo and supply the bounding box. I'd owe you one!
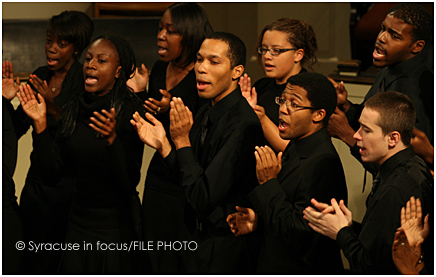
[264,49,273,59]
[86,58,97,69]
[279,101,289,114]
[353,128,362,141]
[47,42,56,54]
[196,61,206,74]
[157,28,166,41]
[377,30,387,44]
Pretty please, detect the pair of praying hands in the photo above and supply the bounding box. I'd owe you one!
[130,97,193,158]
[392,196,429,274]
[226,145,282,236]
[127,63,171,115]
[17,83,117,145]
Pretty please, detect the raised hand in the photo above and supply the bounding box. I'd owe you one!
[327,107,356,147]
[2,60,20,100]
[239,73,257,109]
[144,89,172,115]
[226,206,258,236]
[127,63,149,93]
[400,197,429,253]
[328,77,349,112]
[89,108,117,145]
[255,145,282,185]
[392,228,424,274]
[169,97,193,150]
[16,83,47,133]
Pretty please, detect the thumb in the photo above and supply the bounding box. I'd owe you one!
[423,214,430,234]
[235,206,248,214]
[36,92,45,104]
[160,89,171,99]
[252,87,257,102]
[141,63,148,74]
[277,152,283,167]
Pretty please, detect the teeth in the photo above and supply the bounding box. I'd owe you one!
[374,48,385,57]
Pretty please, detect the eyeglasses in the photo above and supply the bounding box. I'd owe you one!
[275,96,317,112]
[257,47,298,56]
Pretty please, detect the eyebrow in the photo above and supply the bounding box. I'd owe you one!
[197,52,222,60]
[382,21,403,39]
[159,21,174,27]
[389,28,402,39]
[358,121,371,130]
[291,93,303,101]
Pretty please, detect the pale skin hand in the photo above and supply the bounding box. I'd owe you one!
[328,77,350,112]
[392,196,429,274]
[2,60,20,100]
[127,63,149,93]
[303,198,352,240]
[169,97,193,150]
[226,206,258,236]
[255,145,282,185]
[16,83,47,133]
[130,111,171,158]
[89,108,117,146]
[145,89,172,115]
[400,197,429,254]
[254,105,289,153]
[253,104,266,122]
[327,107,356,147]
[239,73,257,109]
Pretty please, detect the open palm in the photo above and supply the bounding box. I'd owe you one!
[17,84,46,122]
[131,111,166,150]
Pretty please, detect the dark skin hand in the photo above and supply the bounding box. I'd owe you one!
[89,108,117,145]
[144,89,172,115]
[29,74,61,120]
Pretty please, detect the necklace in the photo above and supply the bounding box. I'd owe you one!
[52,87,56,92]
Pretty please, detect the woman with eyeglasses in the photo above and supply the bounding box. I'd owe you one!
[240,18,318,152]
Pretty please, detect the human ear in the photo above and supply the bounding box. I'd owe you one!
[312,109,326,123]
[232,65,244,80]
[294,49,304,63]
[115,66,122,79]
[411,40,425,55]
[387,131,401,147]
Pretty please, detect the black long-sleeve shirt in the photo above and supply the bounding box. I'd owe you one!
[164,87,263,232]
[33,90,145,220]
[248,128,348,274]
[337,147,434,274]
[346,54,434,175]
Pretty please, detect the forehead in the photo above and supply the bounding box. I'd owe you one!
[282,83,308,101]
[199,39,229,59]
[87,39,118,56]
[360,108,382,127]
[383,14,413,37]
[262,30,290,45]
[161,10,173,24]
